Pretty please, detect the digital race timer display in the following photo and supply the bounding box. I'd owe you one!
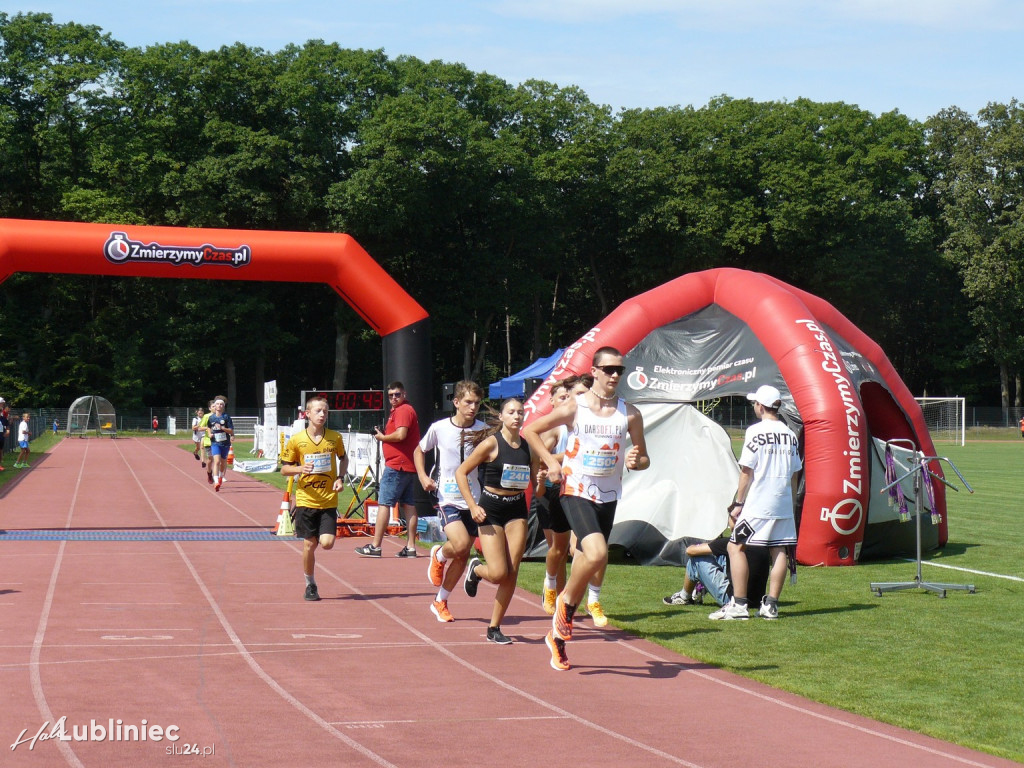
[308,390,384,411]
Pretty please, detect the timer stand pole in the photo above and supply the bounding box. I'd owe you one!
[870,449,975,598]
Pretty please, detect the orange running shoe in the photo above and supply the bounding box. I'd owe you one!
[542,588,557,615]
[428,544,445,587]
[430,599,454,623]
[545,630,570,671]
[587,601,608,627]
[552,594,575,641]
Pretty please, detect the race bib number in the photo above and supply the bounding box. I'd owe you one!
[442,477,460,496]
[212,431,228,443]
[307,452,332,474]
[500,463,530,490]
[582,449,617,477]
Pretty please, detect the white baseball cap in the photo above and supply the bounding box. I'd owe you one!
[747,384,782,408]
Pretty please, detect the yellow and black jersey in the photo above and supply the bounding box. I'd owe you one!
[281,429,347,509]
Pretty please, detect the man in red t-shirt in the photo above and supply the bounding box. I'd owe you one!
[355,381,422,558]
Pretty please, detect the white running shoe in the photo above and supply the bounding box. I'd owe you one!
[708,599,749,621]
[758,596,779,620]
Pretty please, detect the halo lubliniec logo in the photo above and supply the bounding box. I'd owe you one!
[103,232,251,268]
[10,716,191,751]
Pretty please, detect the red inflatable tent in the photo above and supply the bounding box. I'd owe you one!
[523,268,945,566]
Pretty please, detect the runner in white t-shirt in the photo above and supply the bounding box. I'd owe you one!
[414,381,486,624]
[710,384,802,622]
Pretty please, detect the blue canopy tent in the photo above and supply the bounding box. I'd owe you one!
[488,349,565,400]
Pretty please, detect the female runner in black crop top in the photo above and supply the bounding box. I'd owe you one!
[455,398,536,645]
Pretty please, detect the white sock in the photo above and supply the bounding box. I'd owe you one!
[435,547,447,563]
[588,585,601,605]
[305,573,315,586]
[437,587,451,602]
[544,573,557,590]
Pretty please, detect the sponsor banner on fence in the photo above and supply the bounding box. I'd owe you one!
[232,459,278,474]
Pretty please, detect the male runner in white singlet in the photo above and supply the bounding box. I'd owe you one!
[523,346,650,671]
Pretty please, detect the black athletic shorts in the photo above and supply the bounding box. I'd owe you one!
[531,484,570,534]
[478,487,528,528]
[438,504,479,538]
[561,495,617,551]
[293,506,338,540]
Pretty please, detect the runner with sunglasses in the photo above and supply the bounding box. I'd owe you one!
[523,346,650,671]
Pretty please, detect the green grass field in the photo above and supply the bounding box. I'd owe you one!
[7,433,1021,761]
[522,439,1024,763]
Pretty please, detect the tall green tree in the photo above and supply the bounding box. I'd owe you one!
[930,102,1024,409]
[0,12,123,217]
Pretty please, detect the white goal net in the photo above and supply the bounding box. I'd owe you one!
[914,397,965,446]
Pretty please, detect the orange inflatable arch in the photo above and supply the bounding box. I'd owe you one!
[0,218,432,420]
[524,268,945,566]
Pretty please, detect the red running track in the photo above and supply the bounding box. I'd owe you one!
[0,437,1017,768]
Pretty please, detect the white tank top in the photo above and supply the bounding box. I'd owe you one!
[561,395,628,503]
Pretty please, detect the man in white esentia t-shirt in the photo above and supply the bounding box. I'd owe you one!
[710,384,802,622]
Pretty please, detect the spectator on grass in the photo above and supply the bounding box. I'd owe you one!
[15,413,31,468]
[710,385,801,621]
[663,535,771,609]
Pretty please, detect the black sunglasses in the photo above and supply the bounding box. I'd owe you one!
[594,365,625,376]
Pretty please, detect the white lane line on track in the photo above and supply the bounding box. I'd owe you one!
[28,440,88,768]
[311,565,705,767]
[36,438,1008,768]
[119,438,399,768]
[80,602,181,605]
[332,715,569,727]
[134,439,703,766]
[1,639,502,672]
[616,637,1005,768]
[901,558,1024,583]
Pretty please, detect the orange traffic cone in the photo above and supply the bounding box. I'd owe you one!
[227,444,235,467]
[275,478,295,536]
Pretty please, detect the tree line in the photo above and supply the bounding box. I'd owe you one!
[1,12,1022,413]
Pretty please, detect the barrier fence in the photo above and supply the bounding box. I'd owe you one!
[6,402,1024,454]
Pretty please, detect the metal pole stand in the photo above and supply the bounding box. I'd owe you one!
[870,445,976,598]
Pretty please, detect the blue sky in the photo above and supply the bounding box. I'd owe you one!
[11,0,1024,121]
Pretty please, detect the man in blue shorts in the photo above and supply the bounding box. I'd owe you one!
[355,382,421,557]
[205,396,233,492]
[414,380,487,622]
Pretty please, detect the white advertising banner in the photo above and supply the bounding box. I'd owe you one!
[262,380,278,460]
